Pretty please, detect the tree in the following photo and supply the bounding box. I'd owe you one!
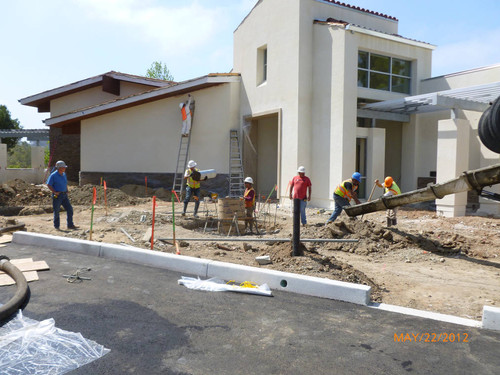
[0,105,22,150]
[146,61,174,81]
[8,141,31,168]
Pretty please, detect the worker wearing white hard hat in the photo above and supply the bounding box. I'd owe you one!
[289,166,312,226]
[183,159,203,217]
[242,176,257,233]
[180,94,193,137]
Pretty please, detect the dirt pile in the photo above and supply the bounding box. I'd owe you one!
[0,179,51,206]
[299,218,470,256]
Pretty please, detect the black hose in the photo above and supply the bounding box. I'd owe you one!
[0,256,29,321]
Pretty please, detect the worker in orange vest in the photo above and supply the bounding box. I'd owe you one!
[242,177,257,234]
[179,94,193,137]
[375,176,401,227]
[326,172,362,224]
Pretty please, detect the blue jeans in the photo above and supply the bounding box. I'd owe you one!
[299,199,307,225]
[53,192,74,229]
[327,194,350,223]
[184,186,200,214]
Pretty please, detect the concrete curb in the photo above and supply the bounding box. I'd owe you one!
[482,305,500,331]
[12,232,497,330]
[12,232,371,306]
[370,303,482,328]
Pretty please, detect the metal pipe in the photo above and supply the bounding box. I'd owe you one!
[345,163,500,217]
[293,198,301,256]
[159,237,358,243]
[0,256,29,321]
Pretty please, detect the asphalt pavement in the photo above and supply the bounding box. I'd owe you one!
[1,243,500,375]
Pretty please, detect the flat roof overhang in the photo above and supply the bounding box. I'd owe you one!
[360,82,500,118]
[45,74,241,128]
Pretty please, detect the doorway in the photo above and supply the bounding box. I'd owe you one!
[243,113,280,199]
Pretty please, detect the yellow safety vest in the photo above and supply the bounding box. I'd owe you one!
[334,179,357,201]
[244,187,255,208]
[185,168,200,189]
[385,181,401,196]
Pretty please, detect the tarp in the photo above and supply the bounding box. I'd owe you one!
[178,276,272,296]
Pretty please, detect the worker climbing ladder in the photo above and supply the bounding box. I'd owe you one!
[172,95,195,197]
[229,129,245,197]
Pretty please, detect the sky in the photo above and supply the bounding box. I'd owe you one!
[1,0,500,130]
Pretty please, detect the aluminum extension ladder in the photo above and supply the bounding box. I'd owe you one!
[228,129,245,197]
[172,109,195,197]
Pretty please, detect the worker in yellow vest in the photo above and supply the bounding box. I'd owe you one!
[326,172,362,224]
[242,177,257,234]
[182,160,202,217]
[375,176,401,227]
[179,94,193,137]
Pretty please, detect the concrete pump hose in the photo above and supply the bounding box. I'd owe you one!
[0,256,29,321]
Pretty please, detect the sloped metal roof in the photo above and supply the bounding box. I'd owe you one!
[362,82,500,114]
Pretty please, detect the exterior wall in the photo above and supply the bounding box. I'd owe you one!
[234,0,413,208]
[49,127,80,182]
[0,144,46,184]
[80,83,240,176]
[50,82,158,117]
[234,0,302,201]
[418,65,500,216]
[310,0,398,34]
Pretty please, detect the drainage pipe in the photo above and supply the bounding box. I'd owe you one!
[0,256,29,321]
[159,237,358,243]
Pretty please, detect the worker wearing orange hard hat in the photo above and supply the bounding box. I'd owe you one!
[375,176,401,227]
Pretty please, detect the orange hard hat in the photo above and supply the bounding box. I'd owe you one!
[384,176,393,187]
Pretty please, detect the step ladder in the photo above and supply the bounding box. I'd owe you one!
[228,129,245,197]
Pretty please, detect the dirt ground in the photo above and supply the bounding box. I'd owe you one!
[1,179,500,320]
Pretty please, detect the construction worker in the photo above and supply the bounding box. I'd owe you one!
[242,177,256,233]
[179,94,193,136]
[375,176,401,226]
[289,166,312,226]
[326,172,362,224]
[182,160,204,218]
[46,160,78,230]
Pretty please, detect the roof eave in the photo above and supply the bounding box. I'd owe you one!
[45,74,240,127]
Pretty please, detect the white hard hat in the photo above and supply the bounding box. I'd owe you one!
[187,160,197,168]
[179,103,184,109]
[244,177,253,184]
[55,160,68,168]
[297,166,305,173]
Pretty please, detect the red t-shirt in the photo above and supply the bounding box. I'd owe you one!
[290,175,311,200]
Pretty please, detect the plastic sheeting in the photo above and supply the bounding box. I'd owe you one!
[0,310,110,374]
[178,276,273,296]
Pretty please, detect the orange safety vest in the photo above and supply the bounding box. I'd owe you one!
[181,106,191,121]
[185,168,200,189]
[334,179,357,201]
[385,181,401,196]
[244,187,255,208]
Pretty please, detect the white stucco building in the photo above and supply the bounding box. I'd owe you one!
[19,0,500,217]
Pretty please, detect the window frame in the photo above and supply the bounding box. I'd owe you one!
[357,51,411,94]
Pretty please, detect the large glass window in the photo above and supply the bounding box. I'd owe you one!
[357,51,411,94]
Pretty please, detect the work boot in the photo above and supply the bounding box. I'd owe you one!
[392,218,397,226]
[386,218,392,227]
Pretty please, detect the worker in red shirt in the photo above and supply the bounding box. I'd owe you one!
[289,166,312,226]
